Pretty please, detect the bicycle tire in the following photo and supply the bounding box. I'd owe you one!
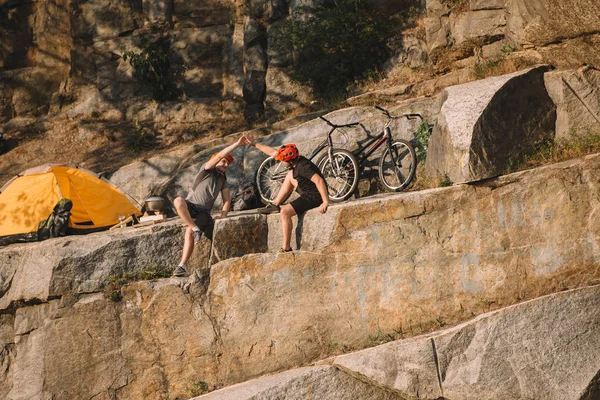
[255,156,289,204]
[318,148,359,202]
[379,140,416,191]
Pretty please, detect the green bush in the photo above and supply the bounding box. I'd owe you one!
[414,120,433,163]
[122,36,182,102]
[284,0,391,98]
[104,265,171,302]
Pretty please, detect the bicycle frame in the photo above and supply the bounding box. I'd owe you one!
[353,108,427,168]
[351,128,390,166]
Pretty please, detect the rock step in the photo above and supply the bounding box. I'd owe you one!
[3,153,600,397]
[193,284,600,400]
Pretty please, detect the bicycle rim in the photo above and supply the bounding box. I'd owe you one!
[256,157,288,203]
[320,149,358,202]
[379,140,416,191]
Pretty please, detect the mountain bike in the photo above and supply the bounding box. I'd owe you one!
[311,106,420,199]
[255,117,361,204]
[353,106,419,192]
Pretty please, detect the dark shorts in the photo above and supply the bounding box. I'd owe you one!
[290,195,322,215]
[185,200,214,240]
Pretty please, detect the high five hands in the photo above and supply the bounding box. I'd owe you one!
[240,133,255,147]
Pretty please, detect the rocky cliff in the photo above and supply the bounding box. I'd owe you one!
[2,154,600,398]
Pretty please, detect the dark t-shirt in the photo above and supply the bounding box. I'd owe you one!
[293,156,325,200]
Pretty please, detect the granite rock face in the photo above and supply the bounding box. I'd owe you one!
[209,153,600,384]
[192,366,403,400]
[426,65,555,183]
[333,284,600,400]
[193,284,600,400]
[2,154,600,398]
[425,0,600,69]
[506,0,600,47]
[545,66,600,140]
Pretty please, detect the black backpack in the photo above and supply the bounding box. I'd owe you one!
[232,182,262,211]
[37,198,73,241]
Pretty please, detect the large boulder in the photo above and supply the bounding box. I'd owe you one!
[544,66,600,140]
[426,65,555,183]
[449,8,506,49]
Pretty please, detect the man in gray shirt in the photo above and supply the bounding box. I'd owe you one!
[172,136,249,276]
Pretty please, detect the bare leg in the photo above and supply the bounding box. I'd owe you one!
[277,171,298,250]
[280,204,297,250]
[273,171,295,206]
[180,226,195,265]
[173,197,197,228]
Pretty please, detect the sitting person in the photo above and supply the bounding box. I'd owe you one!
[172,136,249,276]
[244,133,329,252]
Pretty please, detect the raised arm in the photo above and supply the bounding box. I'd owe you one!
[205,135,249,170]
[243,133,278,158]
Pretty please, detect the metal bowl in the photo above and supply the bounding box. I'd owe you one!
[145,196,165,212]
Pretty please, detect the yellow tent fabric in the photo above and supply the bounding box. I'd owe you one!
[0,165,141,237]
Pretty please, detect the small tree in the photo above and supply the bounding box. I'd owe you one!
[122,36,182,102]
[285,0,390,98]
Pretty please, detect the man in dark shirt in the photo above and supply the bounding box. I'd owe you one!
[244,134,329,252]
[172,135,249,276]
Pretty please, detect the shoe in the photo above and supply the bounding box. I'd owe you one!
[193,229,204,243]
[173,265,187,277]
[258,203,280,214]
[278,248,292,253]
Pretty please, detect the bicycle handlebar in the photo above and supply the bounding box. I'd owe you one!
[319,115,360,129]
[375,106,424,122]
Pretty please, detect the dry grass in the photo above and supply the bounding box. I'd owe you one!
[506,130,600,174]
[409,164,454,191]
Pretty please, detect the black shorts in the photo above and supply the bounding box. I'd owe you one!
[185,200,214,239]
[290,195,322,215]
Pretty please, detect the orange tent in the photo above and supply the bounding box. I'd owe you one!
[0,165,141,243]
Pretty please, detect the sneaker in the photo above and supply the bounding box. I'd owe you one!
[278,248,292,253]
[193,229,204,243]
[258,203,280,214]
[173,265,187,277]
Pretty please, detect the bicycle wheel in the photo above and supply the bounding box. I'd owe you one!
[319,149,359,202]
[255,156,289,204]
[379,140,416,191]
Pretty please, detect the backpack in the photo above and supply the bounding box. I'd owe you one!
[232,182,262,211]
[37,198,73,241]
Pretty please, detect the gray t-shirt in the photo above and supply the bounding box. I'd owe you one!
[185,164,229,210]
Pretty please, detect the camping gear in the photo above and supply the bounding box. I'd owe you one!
[0,164,141,245]
[145,196,165,212]
[37,198,73,240]
[232,182,262,211]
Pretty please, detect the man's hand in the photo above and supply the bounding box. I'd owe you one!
[318,201,329,214]
[242,133,256,147]
[236,135,250,147]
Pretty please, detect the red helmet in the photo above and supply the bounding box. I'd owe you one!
[210,153,234,164]
[274,144,299,162]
